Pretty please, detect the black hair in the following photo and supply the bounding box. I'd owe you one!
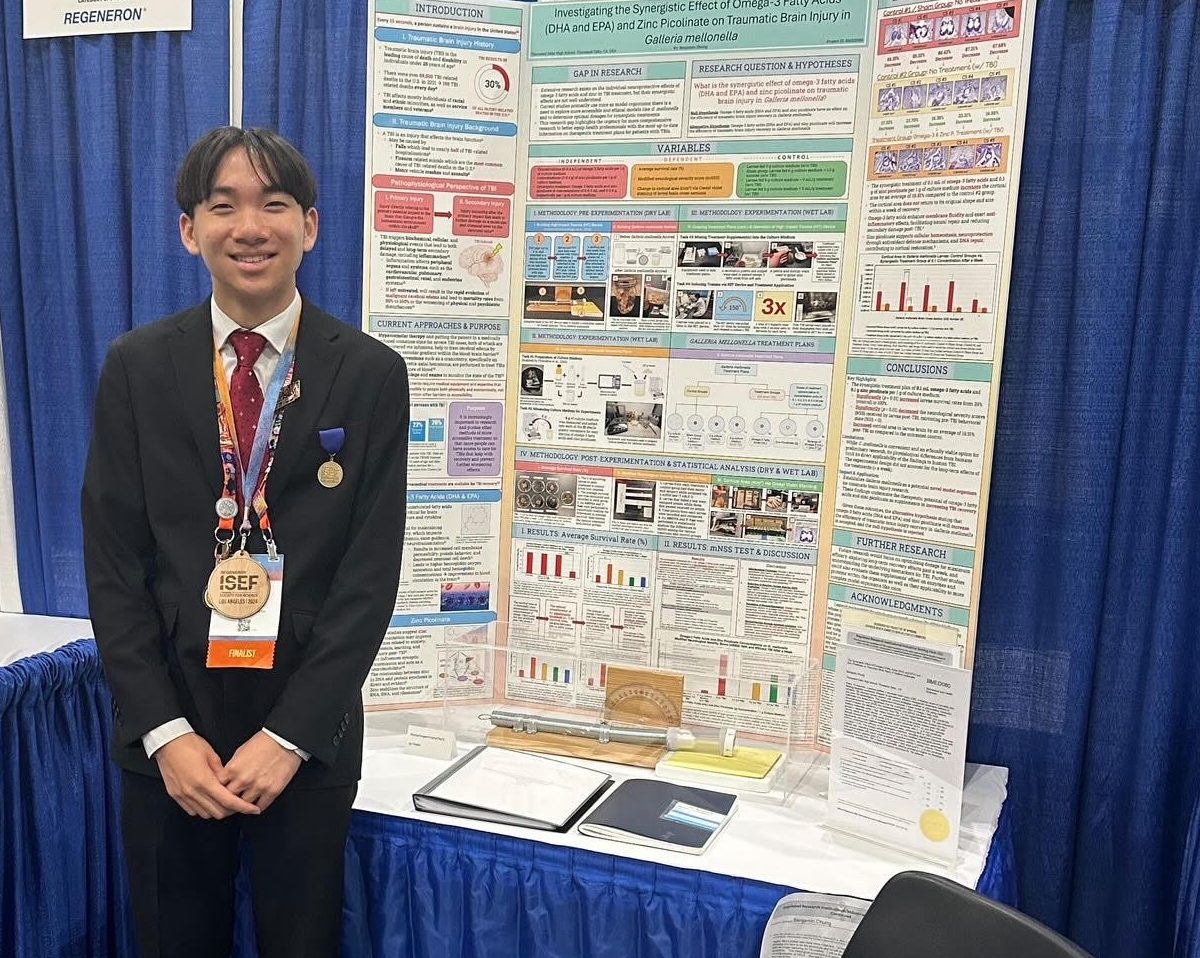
[175,127,317,216]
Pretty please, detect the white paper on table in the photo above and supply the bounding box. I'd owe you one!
[829,642,971,862]
[758,892,869,957]
[424,746,609,825]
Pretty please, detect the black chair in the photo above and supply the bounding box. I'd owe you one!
[843,871,1094,958]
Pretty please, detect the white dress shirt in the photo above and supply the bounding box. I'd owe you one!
[212,292,301,392]
[141,293,310,762]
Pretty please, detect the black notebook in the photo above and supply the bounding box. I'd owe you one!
[577,778,737,855]
[413,745,613,832]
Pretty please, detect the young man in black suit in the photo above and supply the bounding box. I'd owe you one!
[82,127,408,957]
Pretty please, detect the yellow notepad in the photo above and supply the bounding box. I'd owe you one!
[661,746,782,780]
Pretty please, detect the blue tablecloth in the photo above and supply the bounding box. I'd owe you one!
[3,639,1016,958]
[1177,791,1200,958]
[0,640,135,957]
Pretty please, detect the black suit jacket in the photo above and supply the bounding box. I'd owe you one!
[82,300,408,788]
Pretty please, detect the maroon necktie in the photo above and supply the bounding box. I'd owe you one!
[228,330,268,470]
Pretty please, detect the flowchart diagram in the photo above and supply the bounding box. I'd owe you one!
[663,356,831,460]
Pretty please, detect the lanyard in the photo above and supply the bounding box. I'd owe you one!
[212,320,298,560]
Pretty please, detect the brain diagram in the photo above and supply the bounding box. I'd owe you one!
[459,244,504,286]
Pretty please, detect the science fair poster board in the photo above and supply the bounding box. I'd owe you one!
[359,0,1035,768]
[24,0,191,38]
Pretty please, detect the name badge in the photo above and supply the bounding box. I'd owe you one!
[206,553,284,669]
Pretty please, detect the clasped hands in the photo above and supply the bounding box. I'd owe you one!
[154,730,302,819]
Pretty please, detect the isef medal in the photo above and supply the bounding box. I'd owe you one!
[205,551,270,619]
[317,426,346,489]
[317,460,343,488]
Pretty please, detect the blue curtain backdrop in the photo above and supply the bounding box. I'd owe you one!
[0,0,230,615]
[242,0,369,326]
[968,2,1200,958]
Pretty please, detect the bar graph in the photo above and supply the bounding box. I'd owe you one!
[696,663,790,705]
[585,661,609,689]
[518,547,578,580]
[700,654,732,697]
[868,264,998,316]
[516,653,574,684]
[587,553,651,590]
[510,653,620,696]
[749,674,782,703]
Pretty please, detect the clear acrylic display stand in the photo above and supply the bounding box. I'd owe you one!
[428,621,821,804]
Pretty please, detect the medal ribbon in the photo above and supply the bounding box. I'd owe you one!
[212,319,299,556]
[318,427,345,458]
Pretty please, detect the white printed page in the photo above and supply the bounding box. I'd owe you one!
[829,641,971,861]
[759,892,869,958]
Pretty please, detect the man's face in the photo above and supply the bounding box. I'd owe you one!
[179,147,318,326]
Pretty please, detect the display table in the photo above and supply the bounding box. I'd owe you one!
[0,610,93,664]
[289,719,1013,957]
[0,626,1015,958]
[353,714,1010,900]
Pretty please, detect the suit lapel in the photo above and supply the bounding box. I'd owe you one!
[268,302,345,496]
[167,302,223,499]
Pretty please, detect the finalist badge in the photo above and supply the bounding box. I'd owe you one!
[205,551,271,619]
[317,427,345,488]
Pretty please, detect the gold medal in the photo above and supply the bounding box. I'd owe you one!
[204,551,270,620]
[317,459,343,488]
